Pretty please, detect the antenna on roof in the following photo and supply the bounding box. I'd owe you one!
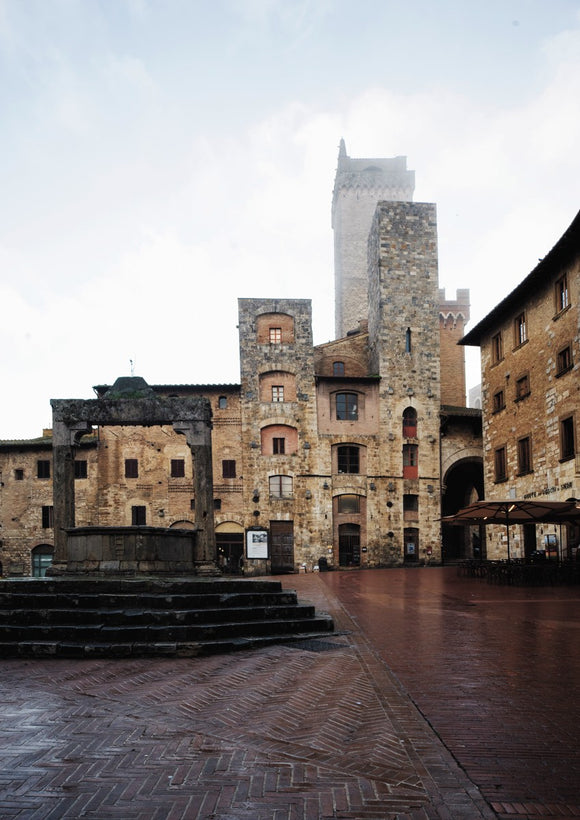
[130,359,135,377]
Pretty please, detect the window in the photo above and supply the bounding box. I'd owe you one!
[333,361,345,376]
[14,468,24,481]
[514,312,527,346]
[269,327,282,344]
[560,416,575,461]
[125,459,139,479]
[403,494,419,520]
[336,392,358,420]
[494,446,507,482]
[337,445,360,474]
[74,460,87,479]
[557,345,573,376]
[405,327,412,353]
[213,498,222,511]
[218,396,227,409]
[131,505,146,525]
[515,373,530,401]
[491,332,503,364]
[402,407,417,437]
[492,390,505,413]
[269,475,293,498]
[222,459,236,478]
[555,274,569,313]
[517,436,532,475]
[272,385,284,402]
[273,437,285,455]
[37,460,50,479]
[337,494,360,514]
[190,498,195,511]
[41,506,54,528]
[170,459,185,478]
[403,444,418,479]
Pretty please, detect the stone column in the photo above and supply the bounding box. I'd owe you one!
[50,420,77,573]
[174,419,219,575]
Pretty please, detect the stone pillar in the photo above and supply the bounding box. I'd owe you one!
[174,419,219,575]
[50,420,91,573]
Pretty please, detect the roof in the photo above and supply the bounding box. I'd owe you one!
[461,207,580,346]
[0,435,97,451]
[440,405,482,418]
[93,383,240,398]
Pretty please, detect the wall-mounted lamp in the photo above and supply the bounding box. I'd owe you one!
[158,509,165,517]
[369,482,376,491]
[303,442,311,449]
[250,441,259,449]
[252,490,260,503]
[323,481,329,490]
[305,490,312,499]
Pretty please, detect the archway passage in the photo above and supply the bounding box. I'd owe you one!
[442,458,484,562]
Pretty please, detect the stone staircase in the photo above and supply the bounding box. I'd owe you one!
[0,577,334,658]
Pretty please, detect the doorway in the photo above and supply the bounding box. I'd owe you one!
[270,521,294,573]
[339,524,361,566]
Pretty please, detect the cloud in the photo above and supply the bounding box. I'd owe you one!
[1,5,579,436]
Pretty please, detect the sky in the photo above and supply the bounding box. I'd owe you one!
[1,0,579,439]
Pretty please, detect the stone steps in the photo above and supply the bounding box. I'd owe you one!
[0,577,334,658]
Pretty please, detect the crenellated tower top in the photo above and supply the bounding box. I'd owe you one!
[332,140,415,338]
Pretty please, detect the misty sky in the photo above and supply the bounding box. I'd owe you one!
[1,0,579,438]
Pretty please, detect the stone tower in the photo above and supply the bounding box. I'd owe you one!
[439,288,470,406]
[332,139,415,339]
[367,202,442,559]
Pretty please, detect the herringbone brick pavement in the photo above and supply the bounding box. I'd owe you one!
[0,575,494,820]
[316,568,580,820]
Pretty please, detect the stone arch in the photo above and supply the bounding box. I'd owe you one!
[441,452,484,562]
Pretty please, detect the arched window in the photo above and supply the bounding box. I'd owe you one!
[260,425,298,455]
[337,494,361,514]
[333,361,345,376]
[402,407,417,438]
[335,392,358,420]
[218,396,227,409]
[269,475,293,498]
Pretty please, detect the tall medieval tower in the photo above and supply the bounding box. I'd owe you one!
[332,139,415,339]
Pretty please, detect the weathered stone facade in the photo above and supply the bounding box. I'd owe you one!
[0,145,482,576]
[461,208,580,559]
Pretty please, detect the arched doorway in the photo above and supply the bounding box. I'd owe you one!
[339,524,360,567]
[31,544,54,577]
[215,522,244,574]
[441,457,484,561]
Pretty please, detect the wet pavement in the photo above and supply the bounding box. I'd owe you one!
[0,567,578,819]
[314,567,580,819]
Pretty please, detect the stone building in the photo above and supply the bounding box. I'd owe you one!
[0,144,483,576]
[461,208,580,560]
